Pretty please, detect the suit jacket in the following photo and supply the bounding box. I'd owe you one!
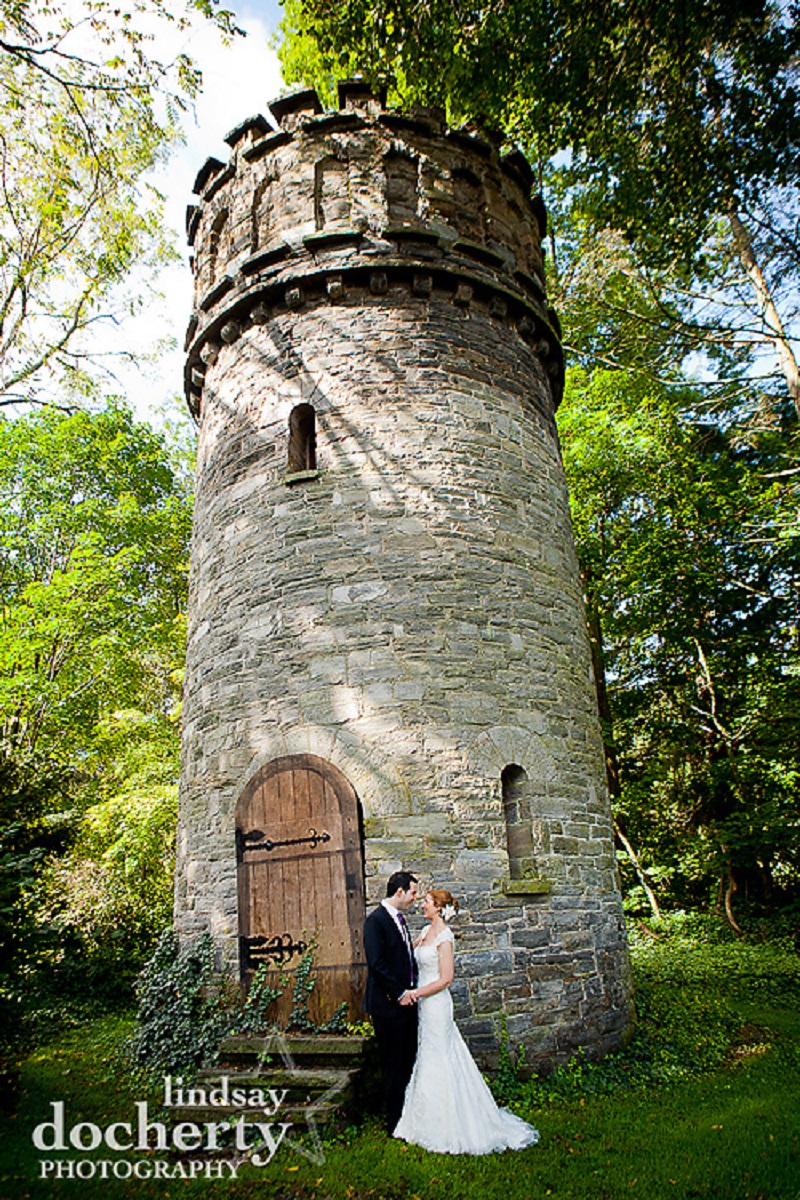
[362,904,417,1018]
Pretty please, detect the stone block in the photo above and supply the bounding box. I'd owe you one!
[331,580,390,605]
[374,859,404,876]
[458,949,514,979]
[394,679,426,702]
[510,929,550,950]
[298,685,361,724]
[362,817,386,838]
[382,813,443,837]
[454,848,508,879]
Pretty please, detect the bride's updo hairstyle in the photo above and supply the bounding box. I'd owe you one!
[430,888,458,917]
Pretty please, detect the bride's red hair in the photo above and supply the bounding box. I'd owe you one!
[429,888,458,913]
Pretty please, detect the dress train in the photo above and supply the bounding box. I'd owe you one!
[393,928,539,1155]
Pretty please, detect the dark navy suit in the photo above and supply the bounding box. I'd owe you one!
[363,903,418,1130]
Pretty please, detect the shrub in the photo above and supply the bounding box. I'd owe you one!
[126,931,351,1076]
[124,931,232,1075]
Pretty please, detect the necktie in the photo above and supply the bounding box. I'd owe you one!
[397,912,414,985]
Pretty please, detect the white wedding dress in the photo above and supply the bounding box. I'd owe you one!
[393,927,539,1155]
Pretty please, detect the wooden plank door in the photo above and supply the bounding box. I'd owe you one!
[236,754,367,1024]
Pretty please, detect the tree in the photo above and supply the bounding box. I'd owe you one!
[277,0,800,412]
[0,0,240,407]
[0,404,191,759]
[28,712,180,1001]
[559,366,800,927]
[0,404,192,1038]
[0,748,70,1080]
[547,190,800,428]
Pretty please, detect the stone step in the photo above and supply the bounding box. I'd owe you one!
[216,1033,370,1070]
[192,1065,359,1095]
[167,1100,345,1130]
[166,1034,380,1131]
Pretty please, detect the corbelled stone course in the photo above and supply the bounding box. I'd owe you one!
[175,81,633,1073]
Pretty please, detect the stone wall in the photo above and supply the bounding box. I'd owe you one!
[176,80,632,1071]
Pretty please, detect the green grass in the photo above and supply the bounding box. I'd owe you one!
[2,927,799,1200]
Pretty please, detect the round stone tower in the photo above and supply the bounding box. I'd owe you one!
[176,79,632,1070]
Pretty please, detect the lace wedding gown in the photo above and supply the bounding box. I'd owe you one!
[392,928,539,1155]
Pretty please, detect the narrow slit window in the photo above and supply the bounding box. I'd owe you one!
[502,764,535,880]
[288,403,317,473]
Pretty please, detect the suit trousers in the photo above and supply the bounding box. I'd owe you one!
[371,1006,418,1132]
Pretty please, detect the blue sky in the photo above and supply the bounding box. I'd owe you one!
[121,2,287,425]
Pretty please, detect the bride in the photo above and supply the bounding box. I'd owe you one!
[393,888,539,1155]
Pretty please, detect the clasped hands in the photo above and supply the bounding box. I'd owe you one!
[399,989,419,1005]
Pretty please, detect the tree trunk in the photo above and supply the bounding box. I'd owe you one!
[728,209,800,419]
[615,820,661,920]
[722,861,742,938]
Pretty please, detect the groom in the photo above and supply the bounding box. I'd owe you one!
[363,870,419,1131]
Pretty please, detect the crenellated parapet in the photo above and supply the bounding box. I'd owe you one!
[183,80,563,418]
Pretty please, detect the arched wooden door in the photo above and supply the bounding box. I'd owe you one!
[236,754,367,1024]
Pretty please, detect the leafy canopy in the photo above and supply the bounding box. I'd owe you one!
[278,0,800,265]
[560,366,800,916]
[0,402,194,1051]
[0,403,192,759]
[0,0,241,407]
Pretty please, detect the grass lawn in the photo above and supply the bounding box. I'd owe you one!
[2,929,799,1200]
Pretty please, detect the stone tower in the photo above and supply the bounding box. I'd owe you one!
[176,80,632,1071]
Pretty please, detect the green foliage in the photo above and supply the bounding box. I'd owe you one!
[30,775,178,997]
[0,403,192,760]
[275,0,353,108]
[125,931,237,1076]
[33,708,182,967]
[321,1003,348,1033]
[632,914,800,1004]
[0,403,192,1075]
[0,0,241,406]
[287,942,318,1032]
[0,750,71,1078]
[492,1013,526,1105]
[289,941,349,1034]
[126,933,353,1076]
[232,962,285,1036]
[558,365,800,921]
